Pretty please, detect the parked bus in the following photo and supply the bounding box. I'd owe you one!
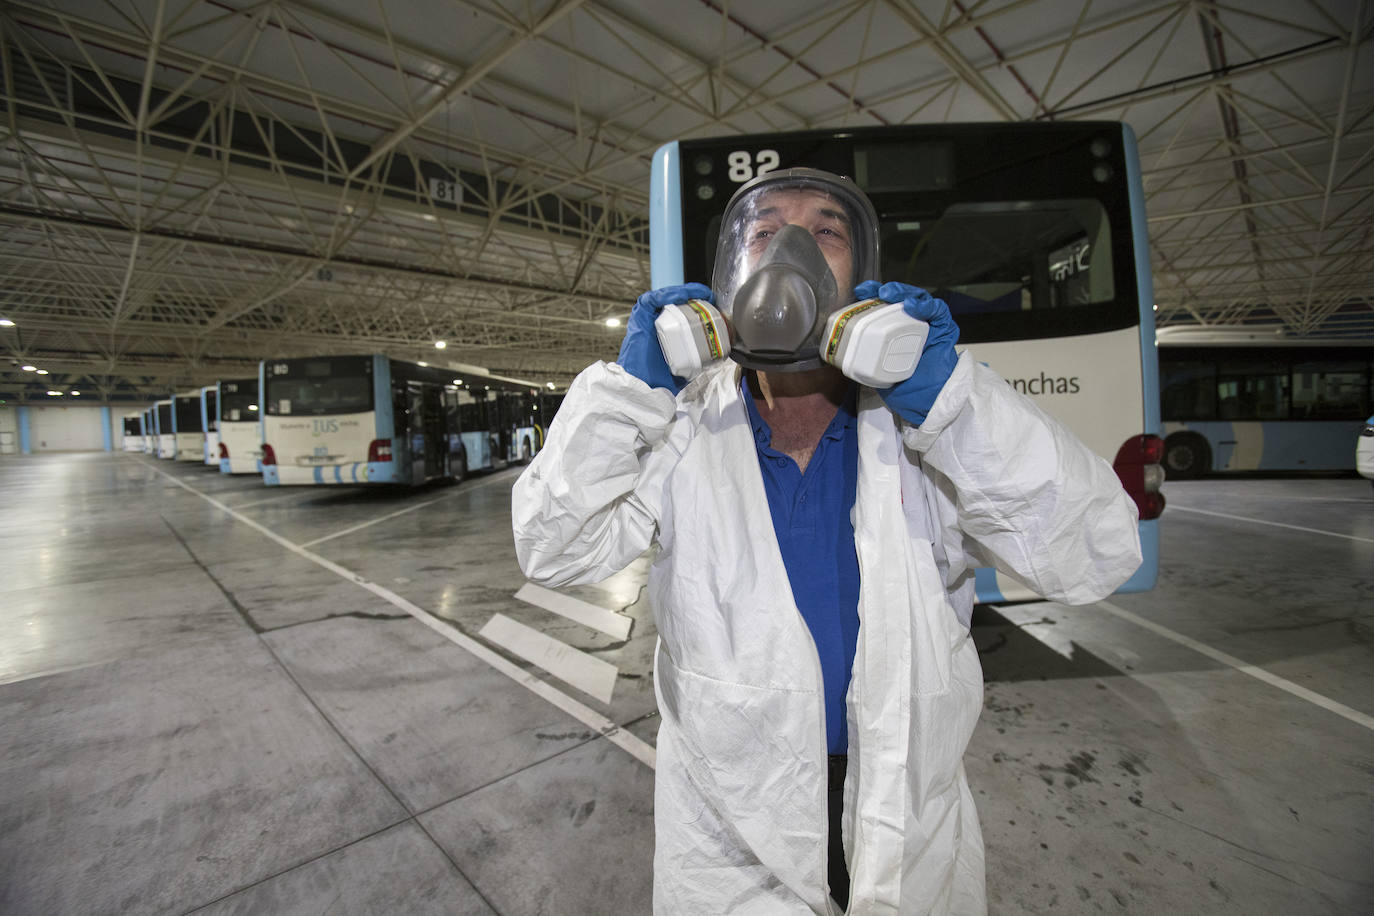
[1158,328,1372,477]
[200,385,219,466]
[120,412,144,452]
[652,123,1164,599]
[154,399,175,458]
[142,407,156,453]
[259,354,546,486]
[172,390,205,462]
[218,377,262,474]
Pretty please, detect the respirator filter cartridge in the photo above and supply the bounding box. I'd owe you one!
[655,299,732,379]
[820,299,929,388]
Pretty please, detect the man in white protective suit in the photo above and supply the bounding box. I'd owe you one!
[511,168,1143,915]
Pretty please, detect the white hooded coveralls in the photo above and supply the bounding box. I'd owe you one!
[512,352,1142,915]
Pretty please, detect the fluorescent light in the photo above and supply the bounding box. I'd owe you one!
[21,364,36,371]
[35,369,49,375]
[46,390,61,396]
[71,390,81,396]
[0,319,14,327]
[546,382,555,390]
[605,317,621,328]
[434,340,447,349]
[249,405,258,411]
[418,361,428,367]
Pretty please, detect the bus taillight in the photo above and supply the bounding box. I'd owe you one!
[368,439,392,462]
[260,443,277,466]
[1113,434,1165,521]
[219,442,229,459]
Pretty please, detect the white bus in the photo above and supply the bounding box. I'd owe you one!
[142,407,156,453]
[260,354,548,486]
[655,123,1165,600]
[200,385,219,466]
[217,377,262,474]
[173,390,205,462]
[154,399,175,458]
[120,412,145,452]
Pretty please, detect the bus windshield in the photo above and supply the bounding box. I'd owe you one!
[220,380,259,422]
[264,357,374,416]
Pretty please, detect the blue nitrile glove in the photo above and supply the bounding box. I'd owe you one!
[617,283,714,394]
[853,280,960,425]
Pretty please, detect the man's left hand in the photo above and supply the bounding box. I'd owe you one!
[853,280,960,425]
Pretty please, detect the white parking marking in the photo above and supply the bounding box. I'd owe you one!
[140,459,656,769]
[515,582,634,640]
[1085,599,1373,732]
[479,613,619,704]
[1168,505,1374,545]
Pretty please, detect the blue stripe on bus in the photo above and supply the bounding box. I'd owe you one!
[313,466,324,484]
[1121,122,1161,437]
[650,142,684,288]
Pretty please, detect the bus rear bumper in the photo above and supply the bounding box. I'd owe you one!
[974,519,1159,603]
[263,461,401,486]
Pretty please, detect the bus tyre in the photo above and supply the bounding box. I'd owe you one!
[521,436,532,464]
[1164,433,1209,480]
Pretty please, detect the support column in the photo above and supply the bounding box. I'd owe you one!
[18,406,31,454]
[101,406,114,451]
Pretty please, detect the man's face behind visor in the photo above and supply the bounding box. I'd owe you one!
[744,188,855,296]
[712,168,880,372]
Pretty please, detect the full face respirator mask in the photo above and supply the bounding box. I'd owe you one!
[656,168,929,387]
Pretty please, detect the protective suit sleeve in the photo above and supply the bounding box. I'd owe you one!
[512,360,682,587]
[905,352,1142,605]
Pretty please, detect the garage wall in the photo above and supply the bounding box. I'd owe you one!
[27,405,107,451]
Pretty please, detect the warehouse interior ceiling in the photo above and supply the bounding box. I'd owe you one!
[1,0,1371,400]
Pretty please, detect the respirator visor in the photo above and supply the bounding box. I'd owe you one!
[712,168,880,371]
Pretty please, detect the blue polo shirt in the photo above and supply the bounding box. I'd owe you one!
[742,380,862,754]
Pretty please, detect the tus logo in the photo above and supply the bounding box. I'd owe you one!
[311,419,340,436]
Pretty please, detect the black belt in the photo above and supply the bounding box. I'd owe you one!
[828,754,847,790]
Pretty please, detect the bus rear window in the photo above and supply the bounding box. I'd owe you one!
[220,381,259,422]
[265,357,374,416]
[882,199,1114,315]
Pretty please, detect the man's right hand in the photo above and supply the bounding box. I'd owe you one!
[616,283,714,394]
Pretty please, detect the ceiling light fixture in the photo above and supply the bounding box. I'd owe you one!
[0,318,14,327]
[434,340,447,349]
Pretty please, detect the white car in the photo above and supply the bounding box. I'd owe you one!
[1358,414,1374,488]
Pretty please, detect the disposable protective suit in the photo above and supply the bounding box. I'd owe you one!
[511,349,1142,915]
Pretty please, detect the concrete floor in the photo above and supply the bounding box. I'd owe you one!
[0,453,1370,915]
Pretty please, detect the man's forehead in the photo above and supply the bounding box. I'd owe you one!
[752,187,848,218]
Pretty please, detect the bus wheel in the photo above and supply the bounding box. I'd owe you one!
[1163,433,1209,480]
[521,436,532,464]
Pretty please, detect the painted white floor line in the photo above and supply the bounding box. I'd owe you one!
[140,459,657,770]
[1092,598,1374,732]
[479,613,619,704]
[515,582,634,640]
[1168,504,1374,545]
[300,467,523,548]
